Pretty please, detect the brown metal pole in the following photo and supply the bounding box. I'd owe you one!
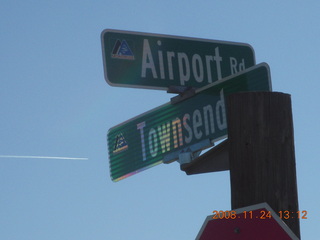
[227,92,300,238]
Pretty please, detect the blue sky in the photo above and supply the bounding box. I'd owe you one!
[1,1,319,239]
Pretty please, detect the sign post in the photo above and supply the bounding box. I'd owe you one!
[101,29,255,90]
[227,91,300,238]
[107,63,271,182]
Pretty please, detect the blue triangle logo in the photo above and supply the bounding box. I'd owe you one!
[113,133,128,154]
[111,40,135,60]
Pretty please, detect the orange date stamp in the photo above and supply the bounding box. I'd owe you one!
[212,210,308,220]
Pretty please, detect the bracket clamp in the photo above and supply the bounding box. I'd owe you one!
[167,86,196,104]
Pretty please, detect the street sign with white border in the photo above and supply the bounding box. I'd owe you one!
[107,63,271,182]
[101,29,255,90]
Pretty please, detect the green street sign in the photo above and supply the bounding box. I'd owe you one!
[101,29,256,90]
[107,63,272,182]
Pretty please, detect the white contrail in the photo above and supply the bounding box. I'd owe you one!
[0,155,89,160]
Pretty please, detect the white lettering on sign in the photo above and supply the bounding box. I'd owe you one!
[157,40,165,79]
[148,128,158,157]
[172,118,183,148]
[216,91,227,130]
[157,122,171,153]
[137,89,226,160]
[141,39,157,78]
[178,52,190,85]
[214,47,223,80]
[137,121,147,161]
[192,54,204,83]
[140,39,248,86]
[230,57,245,75]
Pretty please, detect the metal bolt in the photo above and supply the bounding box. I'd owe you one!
[234,227,240,234]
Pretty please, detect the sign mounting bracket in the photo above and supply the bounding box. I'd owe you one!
[163,139,213,164]
[178,149,202,165]
[168,86,196,104]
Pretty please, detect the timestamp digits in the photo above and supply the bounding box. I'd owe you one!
[212,210,308,220]
[279,210,308,220]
